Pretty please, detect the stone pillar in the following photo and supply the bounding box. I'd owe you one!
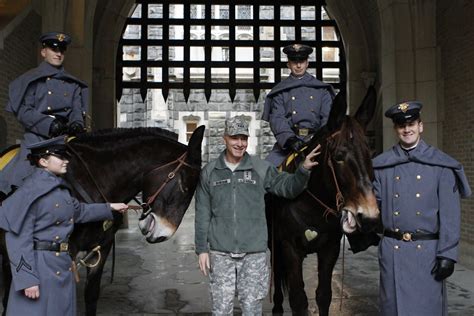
[379,0,439,149]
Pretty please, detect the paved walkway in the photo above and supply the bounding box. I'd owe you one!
[75,204,474,315]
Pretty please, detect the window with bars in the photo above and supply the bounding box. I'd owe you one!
[117,0,345,104]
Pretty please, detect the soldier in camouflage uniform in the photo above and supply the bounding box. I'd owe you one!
[195,116,321,315]
[0,32,88,196]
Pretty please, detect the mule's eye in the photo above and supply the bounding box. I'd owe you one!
[334,152,345,163]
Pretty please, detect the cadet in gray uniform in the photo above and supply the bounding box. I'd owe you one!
[0,31,88,195]
[262,44,334,167]
[0,136,128,316]
[372,101,471,316]
[195,116,321,315]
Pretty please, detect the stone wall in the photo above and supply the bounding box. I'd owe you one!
[0,10,41,149]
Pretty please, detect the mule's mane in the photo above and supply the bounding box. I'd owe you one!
[68,127,183,152]
[308,116,367,151]
[72,127,178,144]
[333,117,367,147]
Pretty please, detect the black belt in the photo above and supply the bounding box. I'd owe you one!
[33,240,69,252]
[383,230,439,242]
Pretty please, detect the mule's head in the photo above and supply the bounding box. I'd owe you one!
[317,87,380,234]
[138,126,204,243]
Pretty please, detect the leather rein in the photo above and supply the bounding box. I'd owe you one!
[304,130,345,219]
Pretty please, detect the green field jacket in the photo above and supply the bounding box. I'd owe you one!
[195,151,310,254]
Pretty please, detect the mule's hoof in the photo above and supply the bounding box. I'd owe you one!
[304,229,318,242]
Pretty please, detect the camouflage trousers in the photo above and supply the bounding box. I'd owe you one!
[209,251,270,315]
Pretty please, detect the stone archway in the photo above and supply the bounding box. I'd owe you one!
[91,0,136,130]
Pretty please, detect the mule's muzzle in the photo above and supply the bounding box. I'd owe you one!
[357,215,380,233]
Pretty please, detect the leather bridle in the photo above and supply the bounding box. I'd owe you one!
[139,152,200,220]
[304,130,345,219]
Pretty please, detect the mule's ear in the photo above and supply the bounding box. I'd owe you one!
[326,89,347,132]
[187,125,205,164]
[354,86,376,129]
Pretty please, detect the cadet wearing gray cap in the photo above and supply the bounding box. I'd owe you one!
[0,136,128,316]
[384,100,423,124]
[195,115,321,315]
[373,101,471,316]
[0,31,88,196]
[262,43,335,167]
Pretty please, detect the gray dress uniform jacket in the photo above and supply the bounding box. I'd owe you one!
[0,169,113,316]
[0,61,88,194]
[372,140,471,316]
[262,72,334,166]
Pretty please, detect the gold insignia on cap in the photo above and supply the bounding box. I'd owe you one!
[398,102,409,113]
[293,44,302,52]
[56,33,66,42]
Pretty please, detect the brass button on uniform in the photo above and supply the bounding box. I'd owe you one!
[47,106,52,111]
[394,193,399,198]
[55,236,60,240]
[55,252,60,256]
[68,267,72,271]
[64,92,68,97]
[48,91,52,95]
[55,203,59,208]
[416,193,421,198]
[292,110,297,115]
[291,96,296,100]
[417,244,422,249]
[416,211,421,216]
[395,176,400,180]
[416,175,421,180]
[394,228,400,232]
[394,245,400,249]
[56,271,61,275]
[47,77,51,81]
[394,211,400,216]
[56,221,60,225]
[69,218,74,222]
[416,229,421,233]
[310,95,314,99]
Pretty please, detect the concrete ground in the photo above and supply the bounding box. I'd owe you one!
[1,203,473,315]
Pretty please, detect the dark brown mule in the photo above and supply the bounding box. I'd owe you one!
[0,126,205,316]
[267,87,380,316]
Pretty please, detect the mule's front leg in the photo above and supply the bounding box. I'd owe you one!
[282,240,309,316]
[315,237,341,316]
[1,253,11,316]
[271,241,284,315]
[84,241,113,316]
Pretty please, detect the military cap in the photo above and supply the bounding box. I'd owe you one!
[26,136,70,159]
[385,101,423,124]
[283,44,313,61]
[39,32,71,50]
[225,116,250,136]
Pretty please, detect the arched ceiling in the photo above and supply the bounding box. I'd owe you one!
[0,0,31,29]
